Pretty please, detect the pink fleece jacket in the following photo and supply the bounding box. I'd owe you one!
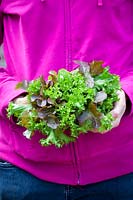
[0,0,133,185]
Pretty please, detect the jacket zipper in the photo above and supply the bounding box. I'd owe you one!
[72,143,80,185]
[64,0,72,71]
[64,0,80,184]
[97,0,103,6]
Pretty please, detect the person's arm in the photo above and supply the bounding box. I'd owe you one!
[0,68,27,117]
[0,13,3,45]
[0,3,26,118]
[0,0,3,45]
[109,73,133,129]
[121,74,133,116]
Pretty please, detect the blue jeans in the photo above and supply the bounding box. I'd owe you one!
[0,160,133,200]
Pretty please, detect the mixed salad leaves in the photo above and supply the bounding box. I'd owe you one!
[7,61,121,147]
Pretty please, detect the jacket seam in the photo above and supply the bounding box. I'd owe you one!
[64,0,72,71]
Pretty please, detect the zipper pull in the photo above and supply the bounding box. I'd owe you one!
[97,0,103,6]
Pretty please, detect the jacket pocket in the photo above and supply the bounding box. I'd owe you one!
[9,123,71,163]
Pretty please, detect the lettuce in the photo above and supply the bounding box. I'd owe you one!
[7,61,121,148]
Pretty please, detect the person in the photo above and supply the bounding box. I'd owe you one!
[0,0,132,199]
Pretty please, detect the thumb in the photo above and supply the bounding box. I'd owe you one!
[14,96,29,105]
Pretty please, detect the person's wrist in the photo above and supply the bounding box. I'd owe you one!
[124,93,132,115]
[13,94,27,104]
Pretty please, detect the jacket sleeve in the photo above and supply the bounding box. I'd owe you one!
[0,68,26,117]
[0,0,3,46]
[120,73,133,116]
[0,4,25,118]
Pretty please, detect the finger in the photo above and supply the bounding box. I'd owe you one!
[90,128,98,133]
[111,90,126,119]
[14,96,29,105]
[90,128,108,134]
[22,96,29,104]
[111,117,121,128]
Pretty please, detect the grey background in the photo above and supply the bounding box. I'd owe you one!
[0,45,6,67]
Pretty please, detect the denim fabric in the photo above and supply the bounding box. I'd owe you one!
[0,160,133,200]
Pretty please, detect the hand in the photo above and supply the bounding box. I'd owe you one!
[9,96,29,123]
[14,95,29,106]
[91,90,126,134]
[110,89,126,129]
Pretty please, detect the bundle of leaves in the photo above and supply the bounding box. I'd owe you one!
[7,61,121,148]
